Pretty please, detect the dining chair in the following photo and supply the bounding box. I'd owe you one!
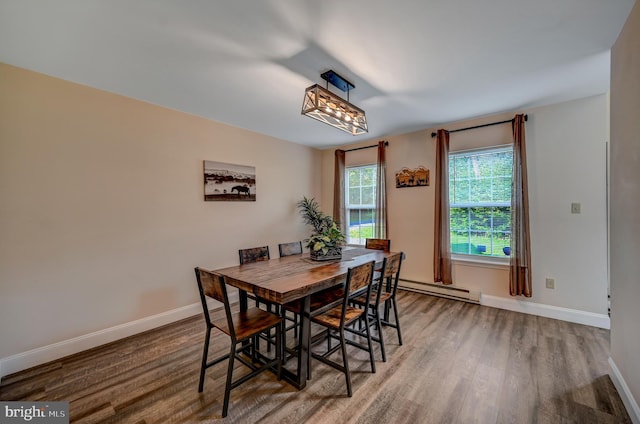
[379,252,404,345]
[278,241,303,257]
[238,245,270,264]
[309,260,377,397]
[238,246,278,351]
[282,284,345,372]
[365,238,391,273]
[350,252,404,361]
[365,238,391,251]
[277,241,303,349]
[194,267,282,418]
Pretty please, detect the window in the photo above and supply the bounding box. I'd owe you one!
[346,165,377,244]
[449,146,512,257]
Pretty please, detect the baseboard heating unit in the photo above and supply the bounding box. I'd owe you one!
[398,279,480,304]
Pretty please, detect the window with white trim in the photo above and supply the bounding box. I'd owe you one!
[449,146,513,257]
[346,165,377,245]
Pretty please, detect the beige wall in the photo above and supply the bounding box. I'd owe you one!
[0,63,321,360]
[321,94,609,314]
[0,58,617,381]
[610,0,640,414]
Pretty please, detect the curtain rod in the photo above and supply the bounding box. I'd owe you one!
[430,114,528,138]
[344,140,389,152]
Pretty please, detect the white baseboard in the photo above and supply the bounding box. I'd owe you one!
[0,302,208,380]
[480,294,610,329]
[609,357,640,424]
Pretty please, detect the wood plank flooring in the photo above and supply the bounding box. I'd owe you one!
[0,291,631,423]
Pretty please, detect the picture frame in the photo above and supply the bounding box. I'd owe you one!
[395,166,429,188]
[203,160,256,201]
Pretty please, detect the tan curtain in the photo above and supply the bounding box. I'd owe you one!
[434,130,453,285]
[374,141,388,238]
[333,149,346,234]
[510,114,532,297]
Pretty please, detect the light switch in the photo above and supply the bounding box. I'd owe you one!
[571,203,581,214]
[545,278,555,289]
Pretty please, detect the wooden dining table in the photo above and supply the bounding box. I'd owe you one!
[211,246,397,390]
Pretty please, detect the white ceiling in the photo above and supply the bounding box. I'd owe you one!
[0,0,635,149]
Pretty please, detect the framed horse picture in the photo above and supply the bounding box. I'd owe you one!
[203,160,256,201]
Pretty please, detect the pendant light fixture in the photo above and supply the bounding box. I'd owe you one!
[301,70,368,135]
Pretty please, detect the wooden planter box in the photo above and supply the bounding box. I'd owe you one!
[310,247,342,261]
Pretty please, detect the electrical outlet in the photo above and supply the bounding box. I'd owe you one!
[545,278,555,289]
[571,203,581,214]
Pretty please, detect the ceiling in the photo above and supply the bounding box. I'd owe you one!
[0,1,635,149]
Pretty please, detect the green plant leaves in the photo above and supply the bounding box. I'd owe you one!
[298,196,346,251]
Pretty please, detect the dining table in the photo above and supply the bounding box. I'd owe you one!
[211,246,398,390]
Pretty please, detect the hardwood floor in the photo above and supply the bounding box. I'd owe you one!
[0,291,631,423]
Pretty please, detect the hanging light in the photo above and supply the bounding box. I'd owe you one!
[301,70,368,135]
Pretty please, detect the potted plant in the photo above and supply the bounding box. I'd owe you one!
[297,196,346,261]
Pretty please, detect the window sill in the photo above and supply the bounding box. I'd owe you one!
[452,254,509,270]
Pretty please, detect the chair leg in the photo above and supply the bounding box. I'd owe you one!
[375,308,386,362]
[392,297,403,345]
[251,335,258,362]
[363,314,376,374]
[276,322,283,381]
[307,355,312,381]
[283,311,300,362]
[383,293,391,322]
[340,329,352,397]
[306,328,312,380]
[266,304,273,353]
[222,344,236,418]
[281,315,288,366]
[198,329,211,392]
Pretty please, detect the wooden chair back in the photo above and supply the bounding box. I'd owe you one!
[335,260,375,329]
[346,260,375,296]
[383,252,402,278]
[239,246,270,264]
[381,252,404,297]
[194,267,235,339]
[365,238,391,251]
[278,241,303,257]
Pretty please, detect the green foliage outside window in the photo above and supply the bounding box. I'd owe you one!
[347,165,377,244]
[449,148,512,257]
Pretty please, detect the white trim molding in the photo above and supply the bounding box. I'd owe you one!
[609,357,640,424]
[0,302,206,380]
[481,294,611,329]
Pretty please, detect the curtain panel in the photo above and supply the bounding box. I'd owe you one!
[333,149,346,235]
[434,130,453,285]
[374,141,388,239]
[509,114,532,296]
